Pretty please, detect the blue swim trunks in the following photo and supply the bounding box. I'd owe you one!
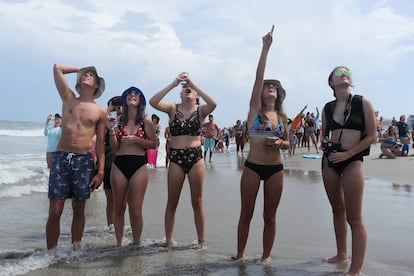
[203,137,216,151]
[49,151,95,200]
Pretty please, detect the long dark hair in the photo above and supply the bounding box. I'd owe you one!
[120,104,145,126]
[120,97,146,126]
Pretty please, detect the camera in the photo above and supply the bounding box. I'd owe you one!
[322,141,341,153]
[111,98,121,106]
[322,141,341,168]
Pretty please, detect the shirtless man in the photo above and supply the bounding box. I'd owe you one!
[202,114,219,162]
[46,64,107,250]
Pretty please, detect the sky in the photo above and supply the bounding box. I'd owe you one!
[1,0,414,127]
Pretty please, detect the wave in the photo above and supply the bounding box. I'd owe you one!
[0,120,45,137]
[0,154,48,198]
[0,236,352,276]
[0,234,206,276]
[0,128,44,137]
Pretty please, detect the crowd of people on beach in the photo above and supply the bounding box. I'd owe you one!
[378,114,412,159]
[42,26,414,276]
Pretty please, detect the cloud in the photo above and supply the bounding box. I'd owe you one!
[1,0,414,125]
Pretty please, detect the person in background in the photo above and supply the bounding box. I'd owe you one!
[304,112,319,153]
[290,105,306,148]
[300,119,307,148]
[379,125,398,159]
[149,72,216,247]
[375,111,381,144]
[215,128,225,152]
[152,114,161,143]
[321,65,376,275]
[290,105,307,130]
[44,113,62,168]
[314,107,321,144]
[400,136,410,156]
[46,64,107,250]
[147,114,161,168]
[396,114,409,140]
[289,128,297,156]
[108,87,156,247]
[102,95,122,232]
[202,114,219,162]
[234,120,246,155]
[296,117,305,148]
[223,127,230,152]
[164,126,171,167]
[234,26,289,262]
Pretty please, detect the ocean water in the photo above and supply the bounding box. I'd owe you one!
[0,120,413,276]
[0,121,49,198]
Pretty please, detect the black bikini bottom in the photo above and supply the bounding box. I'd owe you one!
[322,152,364,175]
[169,146,203,174]
[244,160,283,180]
[114,155,147,180]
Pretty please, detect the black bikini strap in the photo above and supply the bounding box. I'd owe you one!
[337,94,353,143]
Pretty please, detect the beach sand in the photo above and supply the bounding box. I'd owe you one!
[6,143,413,275]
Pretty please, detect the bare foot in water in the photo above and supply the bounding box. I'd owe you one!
[259,257,271,264]
[165,239,177,247]
[231,254,245,260]
[321,254,348,263]
[72,241,81,251]
[198,240,206,246]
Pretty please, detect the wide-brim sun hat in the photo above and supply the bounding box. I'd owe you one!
[264,79,286,101]
[75,66,105,99]
[121,86,146,107]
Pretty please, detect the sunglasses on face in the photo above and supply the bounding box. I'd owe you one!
[127,91,140,97]
[334,70,352,77]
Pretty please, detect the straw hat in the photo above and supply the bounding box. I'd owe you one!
[263,79,286,101]
[75,66,105,99]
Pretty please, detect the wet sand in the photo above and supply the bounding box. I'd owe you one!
[287,142,413,185]
[7,143,413,275]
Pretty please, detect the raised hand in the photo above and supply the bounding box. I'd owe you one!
[175,72,190,86]
[262,25,274,48]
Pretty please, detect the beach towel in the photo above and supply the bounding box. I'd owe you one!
[303,154,322,159]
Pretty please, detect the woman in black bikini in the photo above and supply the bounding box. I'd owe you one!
[149,72,216,247]
[234,26,289,263]
[108,86,156,247]
[321,66,376,275]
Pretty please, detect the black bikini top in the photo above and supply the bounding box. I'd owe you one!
[169,104,202,137]
[324,94,365,134]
